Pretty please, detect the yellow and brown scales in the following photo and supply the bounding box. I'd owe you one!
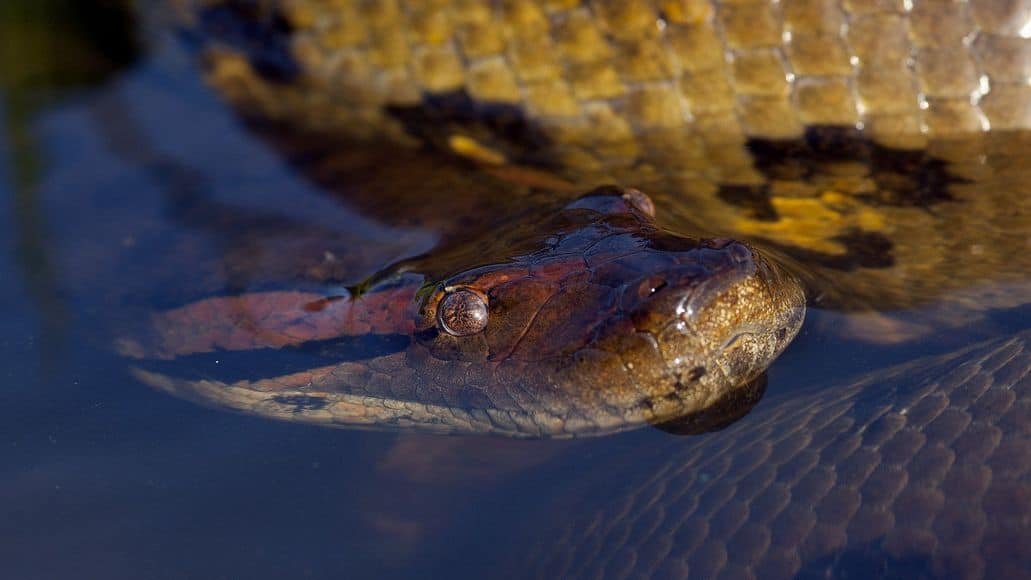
[171,0,1030,325]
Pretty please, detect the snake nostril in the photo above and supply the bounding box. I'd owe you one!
[638,276,668,299]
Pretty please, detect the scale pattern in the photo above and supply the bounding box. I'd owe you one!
[185,0,1030,152]
[175,0,1031,317]
[520,329,1031,579]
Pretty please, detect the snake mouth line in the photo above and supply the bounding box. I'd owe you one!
[719,327,765,352]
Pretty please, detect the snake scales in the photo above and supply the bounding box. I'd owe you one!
[506,328,1030,579]
[170,0,1030,320]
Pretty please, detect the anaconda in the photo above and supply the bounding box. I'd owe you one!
[97,3,1028,576]
[120,182,804,437]
[122,0,1029,433]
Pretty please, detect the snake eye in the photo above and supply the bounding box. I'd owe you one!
[437,288,489,336]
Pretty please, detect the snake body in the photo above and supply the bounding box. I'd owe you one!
[115,2,1030,574]
[183,0,1030,143]
[173,0,1030,316]
[511,328,1031,579]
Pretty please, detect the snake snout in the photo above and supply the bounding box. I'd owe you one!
[624,238,804,387]
[639,241,762,327]
[677,241,758,326]
[625,240,760,333]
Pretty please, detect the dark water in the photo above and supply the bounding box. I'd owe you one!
[1,3,1028,579]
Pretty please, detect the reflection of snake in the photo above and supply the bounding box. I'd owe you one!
[124,187,804,436]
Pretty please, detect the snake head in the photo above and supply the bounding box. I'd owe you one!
[125,186,804,437]
[416,186,806,434]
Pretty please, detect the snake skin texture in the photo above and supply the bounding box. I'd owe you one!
[513,329,1031,579]
[170,0,1031,318]
[181,0,1030,148]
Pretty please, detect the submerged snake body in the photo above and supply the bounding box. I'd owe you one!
[128,188,804,437]
[513,329,1031,579]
